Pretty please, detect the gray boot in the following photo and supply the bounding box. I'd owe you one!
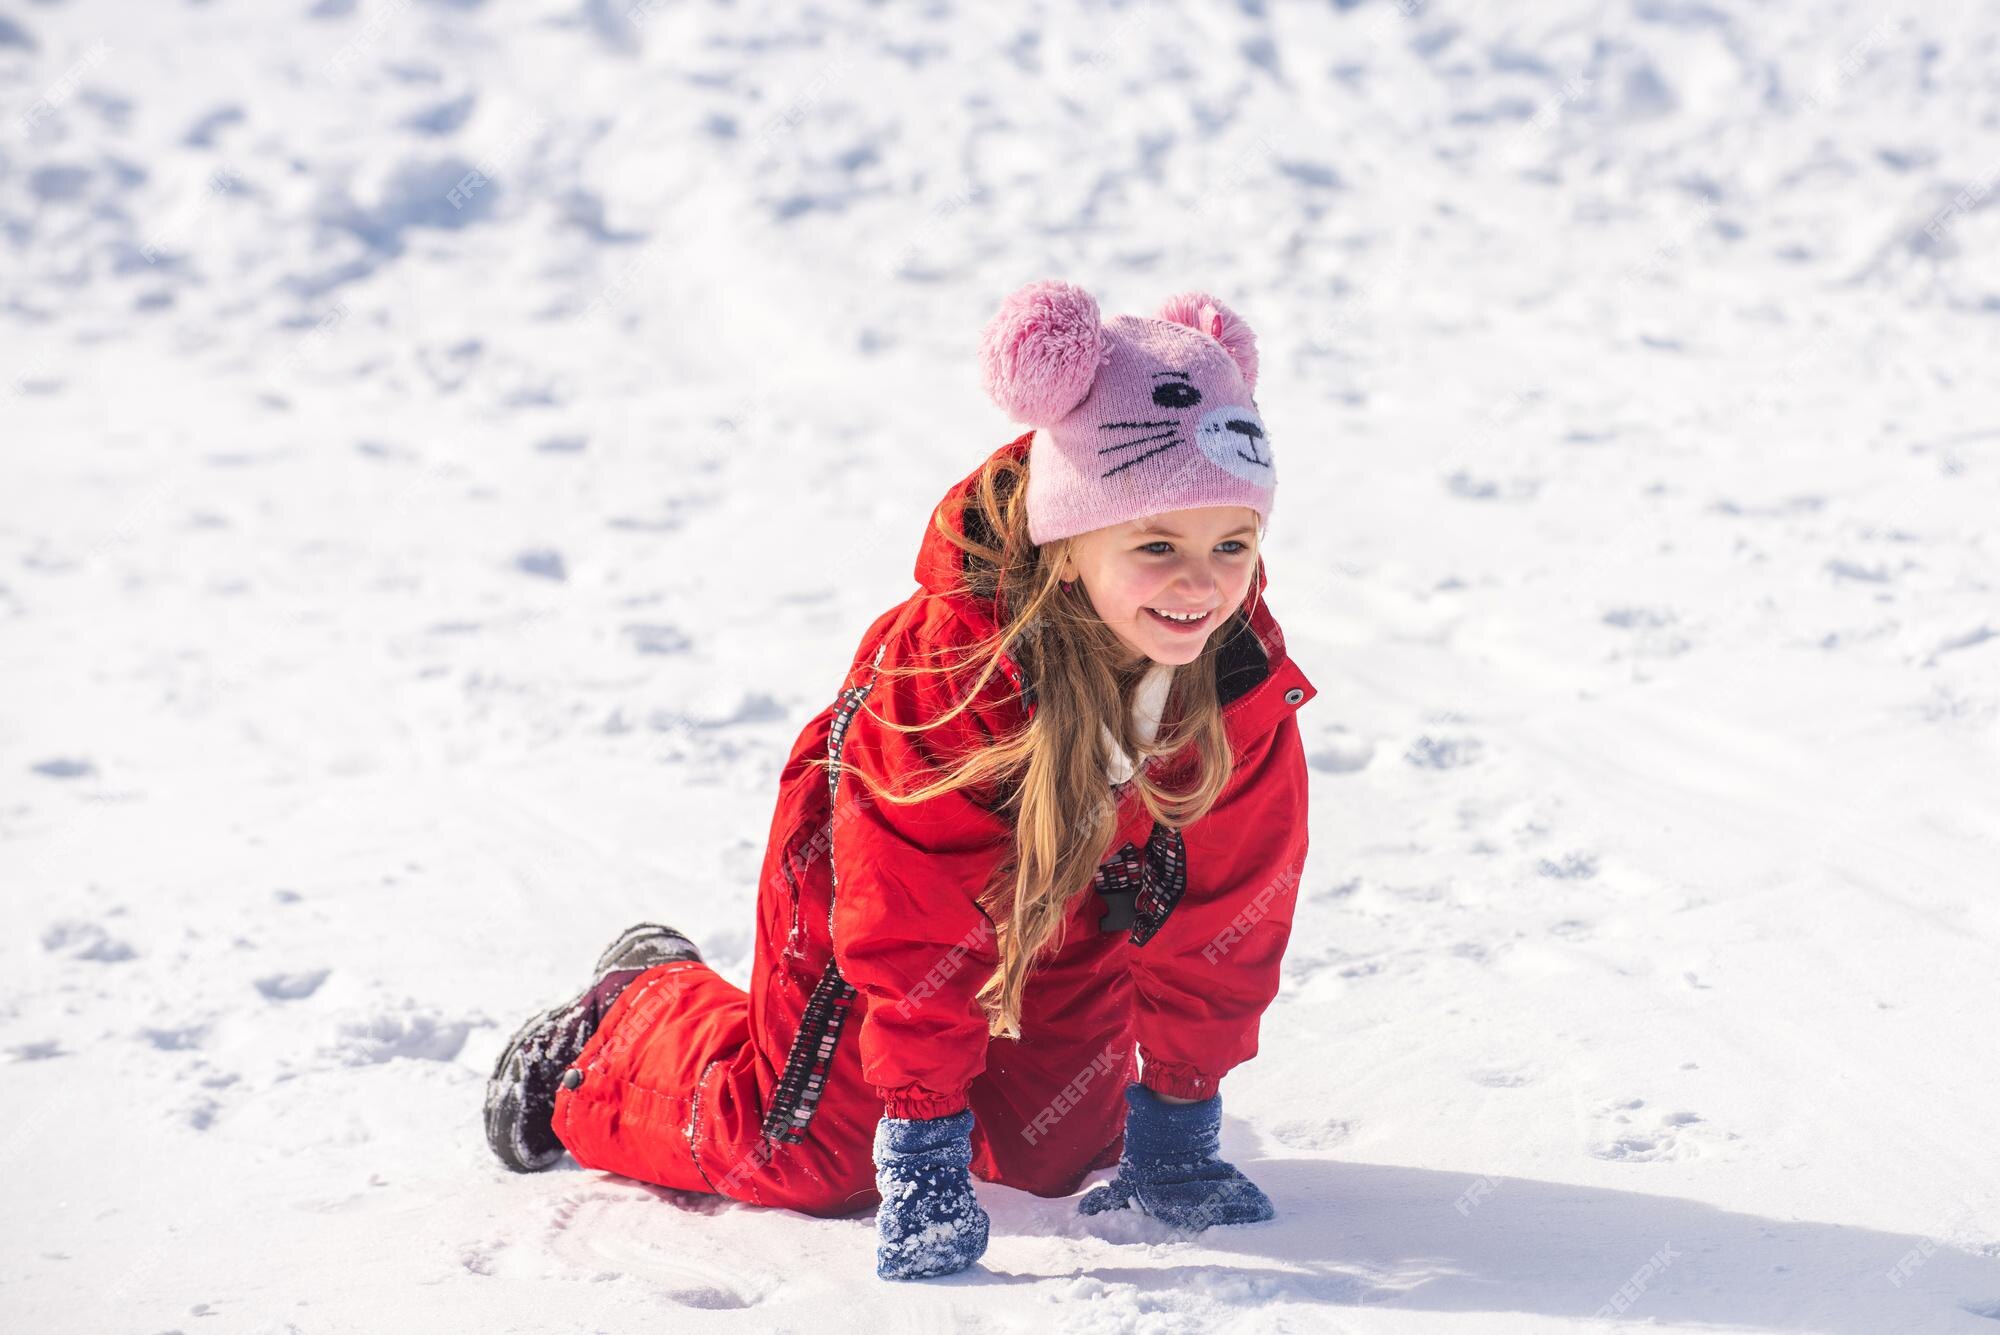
[483,924,702,1172]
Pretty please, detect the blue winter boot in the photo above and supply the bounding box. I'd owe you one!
[871,1107,990,1280]
[1077,1082,1275,1229]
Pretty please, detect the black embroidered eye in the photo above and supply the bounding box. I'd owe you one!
[1152,381,1201,409]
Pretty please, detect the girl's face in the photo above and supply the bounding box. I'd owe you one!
[1057,505,1261,669]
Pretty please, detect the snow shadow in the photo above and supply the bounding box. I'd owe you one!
[1061,1159,2000,1330]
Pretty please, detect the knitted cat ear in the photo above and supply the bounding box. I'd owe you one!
[978,279,1107,426]
[1156,290,1258,395]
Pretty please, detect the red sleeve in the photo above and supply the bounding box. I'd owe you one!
[1126,709,1310,1102]
[828,613,1014,1121]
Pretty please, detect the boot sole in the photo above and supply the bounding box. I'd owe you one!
[484,995,585,1173]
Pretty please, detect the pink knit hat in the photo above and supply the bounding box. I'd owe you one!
[977,279,1275,547]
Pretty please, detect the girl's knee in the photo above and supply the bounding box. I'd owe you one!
[735,1165,879,1218]
[701,1130,879,1218]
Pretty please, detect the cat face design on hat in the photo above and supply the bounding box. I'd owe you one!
[979,280,1276,547]
[1092,311,1272,486]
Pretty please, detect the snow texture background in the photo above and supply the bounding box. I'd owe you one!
[4,0,1999,1331]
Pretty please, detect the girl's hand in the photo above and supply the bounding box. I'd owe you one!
[872,1108,991,1280]
[1077,1082,1275,1230]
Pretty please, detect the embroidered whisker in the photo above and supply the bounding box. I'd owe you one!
[1100,440,1179,477]
[1097,430,1177,454]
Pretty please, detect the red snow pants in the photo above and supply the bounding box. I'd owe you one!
[550,876,1143,1218]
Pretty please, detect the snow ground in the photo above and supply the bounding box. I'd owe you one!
[3,0,1999,1331]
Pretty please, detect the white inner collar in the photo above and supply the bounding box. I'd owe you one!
[1103,659,1177,787]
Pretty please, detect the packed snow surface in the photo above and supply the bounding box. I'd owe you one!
[4,0,1998,1331]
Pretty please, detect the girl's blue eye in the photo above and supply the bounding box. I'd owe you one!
[1139,540,1250,555]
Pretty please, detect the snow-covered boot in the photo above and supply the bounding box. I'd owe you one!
[484,924,702,1172]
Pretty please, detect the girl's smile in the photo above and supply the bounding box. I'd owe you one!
[1143,605,1215,631]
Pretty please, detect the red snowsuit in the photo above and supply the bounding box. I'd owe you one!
[553,430,1317,1217]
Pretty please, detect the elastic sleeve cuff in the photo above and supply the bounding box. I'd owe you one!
[1139,1060,1217,1102]
[878,1082,971,1120]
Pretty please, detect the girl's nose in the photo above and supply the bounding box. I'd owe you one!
[1174,567,1221,597]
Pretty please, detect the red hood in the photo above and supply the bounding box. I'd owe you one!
[913,429,1272,632]
[912,430,1032,605]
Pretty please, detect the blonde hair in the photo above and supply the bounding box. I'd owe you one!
[813,448,1263,1039]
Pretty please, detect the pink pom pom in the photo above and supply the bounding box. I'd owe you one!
[978,280,1106,426]
[1155,290,1258,394]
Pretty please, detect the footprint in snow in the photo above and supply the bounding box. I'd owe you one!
[331,1010,479,1065]
[623,623,692,655]
[1445,469,1543,501]
[1469,1064,1540,1088]
[1603,606,1676,630]
[1270,1116,1353,1150]
[8,1040,66,1062]
[1588,1098,1728,1162]
[1537,851,1599,879]
[459,1237,506,1277]
[1405,735,1483,769]
[514,549,567,581]
[679,693,788,730]
[140,1024,208,1051]
[1308,731,1372,773]
[1709,494,1824,518]
[1826,557,1905,584]
[1603,605,1692,658]
[42,919,136,962]
[255,969,329,1001]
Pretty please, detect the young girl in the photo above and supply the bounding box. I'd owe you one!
[485,278,1316,1281]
